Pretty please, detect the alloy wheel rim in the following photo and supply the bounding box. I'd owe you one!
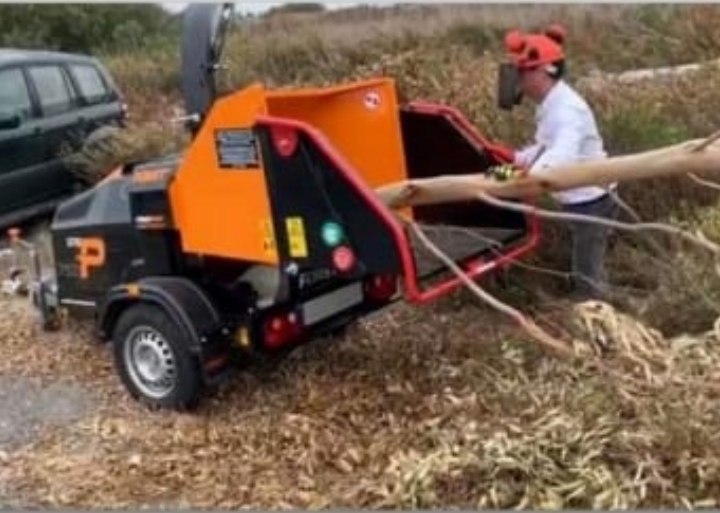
[124,326,177,399]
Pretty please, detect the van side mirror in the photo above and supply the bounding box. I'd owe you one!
[0,109,21,130]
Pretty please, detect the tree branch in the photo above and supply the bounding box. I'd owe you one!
[408,222,679,396]
[376,131,720,209]
[474,192,720,256]
[408,222,578,360]
[688,172,720,192]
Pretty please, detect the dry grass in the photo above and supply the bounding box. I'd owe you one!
[244,4,632,52]
[4,3,720,509]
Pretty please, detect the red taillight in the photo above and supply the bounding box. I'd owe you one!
[332,246,355,272]
[365,274,398,302]
[263,311,303,349]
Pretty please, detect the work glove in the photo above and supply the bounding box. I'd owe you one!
[487,163,524,181]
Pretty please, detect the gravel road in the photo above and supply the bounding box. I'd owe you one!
[0,218,94,507]
[0,376,92,452]
[0,375,94,507]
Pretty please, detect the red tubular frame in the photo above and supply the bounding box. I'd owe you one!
[255,103,540,305]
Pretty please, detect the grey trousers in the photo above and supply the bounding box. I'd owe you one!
[562,193,619,299]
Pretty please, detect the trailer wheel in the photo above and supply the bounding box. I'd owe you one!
[112,303,203,411]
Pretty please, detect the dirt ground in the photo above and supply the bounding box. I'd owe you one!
[0,301,526,510]
[5,218,719,509]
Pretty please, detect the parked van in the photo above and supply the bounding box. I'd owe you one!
[0,48,127,227]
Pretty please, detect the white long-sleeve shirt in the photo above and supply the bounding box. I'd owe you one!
[514,80,615,205]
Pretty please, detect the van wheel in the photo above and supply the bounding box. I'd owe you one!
[112,303,204,411]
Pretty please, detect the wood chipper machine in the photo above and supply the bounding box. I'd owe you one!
[5,4,540,410]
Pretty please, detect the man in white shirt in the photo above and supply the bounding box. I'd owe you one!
[501,24,618,301]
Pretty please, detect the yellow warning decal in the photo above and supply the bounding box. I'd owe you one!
[261,219,276,257]
[285,216,308,258]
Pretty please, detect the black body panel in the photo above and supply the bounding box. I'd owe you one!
[256,109,532,292]
[399,108,527,232]
[256,126,403,297]
[398,108,530,278]
[50,162,181,306]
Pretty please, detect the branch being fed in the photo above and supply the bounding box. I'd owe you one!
[375,132,720,209]
[688,172,720,192]
[408,223,671,393]
[408,223,578,360]
[692,130,720,152]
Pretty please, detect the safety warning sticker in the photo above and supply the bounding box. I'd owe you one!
[261,219,276,256]
[285,217,308,258]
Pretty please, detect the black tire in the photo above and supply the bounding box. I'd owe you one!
[112,303,204,411]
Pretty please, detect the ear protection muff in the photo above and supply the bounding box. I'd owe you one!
[544,24,567,45]
[504,30,525,53]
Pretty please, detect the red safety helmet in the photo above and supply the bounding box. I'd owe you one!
[504,24,566,70]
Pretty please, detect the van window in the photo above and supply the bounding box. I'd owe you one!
[0,67,32,120]
[28,65,74,117]
[70,64,109,105]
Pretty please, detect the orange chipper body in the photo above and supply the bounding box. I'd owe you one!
[170,79,413,265]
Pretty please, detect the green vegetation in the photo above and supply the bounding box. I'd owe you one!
[0,4,178,54]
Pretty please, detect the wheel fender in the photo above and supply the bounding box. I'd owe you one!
[97,277,222,353]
